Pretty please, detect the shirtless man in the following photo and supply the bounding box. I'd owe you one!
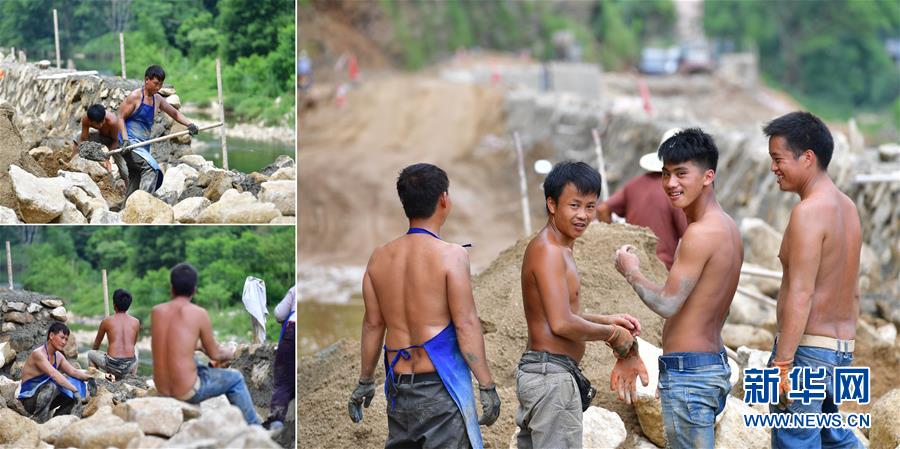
[763,112,862,448]
[117,65,198,198]
[71,103,128,181]
[88,289,140,380]
[348,163,500,449]
[614,129,742,449]
[517,161,646,449]
[17,322,94,423]
[151,263,261,425]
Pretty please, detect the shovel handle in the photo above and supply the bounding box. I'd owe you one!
[109,122,224,154]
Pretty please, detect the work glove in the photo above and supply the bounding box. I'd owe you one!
[120,140,133,155]
[605,324,636,359]
[348,379,375,423]
[773,359,793,410]
[477,383,501,426]
[187,123,199,135]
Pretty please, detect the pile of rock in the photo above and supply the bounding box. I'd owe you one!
[1,292,72,378]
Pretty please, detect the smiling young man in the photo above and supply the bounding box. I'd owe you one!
[117,65,199,199]
[763,112,862,448]
[517,161,647,449]
[614,129,742,449]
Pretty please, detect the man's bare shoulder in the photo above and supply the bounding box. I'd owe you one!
[523,232,564,268]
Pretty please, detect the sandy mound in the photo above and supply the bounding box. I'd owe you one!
[0,105,46,210]
[299,223,668,448]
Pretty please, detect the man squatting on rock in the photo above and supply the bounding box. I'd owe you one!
[88,288,141,380]
[349,163,501,449]
[117,64,199,199]
[614,129,743,449]
[517,161,648,449]
[17,322,96,423]
[151,263,262,425]
[764,112,863,448]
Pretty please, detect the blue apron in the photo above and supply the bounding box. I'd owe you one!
[381,227,483,449]
[124,89,163,190]
[17,345,87,400]
[279,310,295,342]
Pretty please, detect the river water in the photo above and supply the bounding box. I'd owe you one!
[192,132,295,174]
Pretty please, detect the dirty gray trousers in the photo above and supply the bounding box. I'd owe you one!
[123,152,157,197]
[20,382,81,423]
[516,361,583,449]
[385,374,469,449]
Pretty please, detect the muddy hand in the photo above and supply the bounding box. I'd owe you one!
[477,383,501,426]
[609,353,649,404]
[773,359,793,410]
[609,313,641,337]
[606,324,635,359]
[348,379,375,423]
[614,245,640,278]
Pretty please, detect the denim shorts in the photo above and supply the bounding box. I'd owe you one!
[658,350,731,449]
[768,345,862,449]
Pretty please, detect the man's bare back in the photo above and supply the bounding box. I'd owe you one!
[777,186,861,341]
[365,234,466,374]
[151,298,227,397]
[522,228,588,362]
[95,313,139,358]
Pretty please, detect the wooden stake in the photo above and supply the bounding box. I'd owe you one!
[53,9,60,69]
[102,269,110,317]
[119,33,126,79]
[5,241,12,290]
[592,128,610,201]
[513,132,532,236]
[216,58,229,170]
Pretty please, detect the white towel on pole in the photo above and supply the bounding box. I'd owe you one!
[242,276,268,343]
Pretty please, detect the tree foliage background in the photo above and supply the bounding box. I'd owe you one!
[0,226,296,341]
[0,0,295,125]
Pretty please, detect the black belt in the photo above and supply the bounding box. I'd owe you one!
[658,350,728,371]
[394,371,441,385]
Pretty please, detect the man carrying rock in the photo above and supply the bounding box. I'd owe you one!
[70,103,129,181]
[88,289,140,380]
[614,129,742,449]
[348,163,500,449]
[763,112,862,448]
[151,263,261,425]
[17,322,95,423]
[117,65,199,199]
[518,161,647,449]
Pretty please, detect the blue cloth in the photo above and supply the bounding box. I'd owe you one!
[658,350,731,449]
[768,344,862,449]
[185,363,261,425]
[124,90,163,190]
[384,324,483,449]
[17,374,86,400]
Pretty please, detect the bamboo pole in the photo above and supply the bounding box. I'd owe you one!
[102,269,109,317]
[740,265,783,280]
[591,128,610,201]
[119,33,126,79]
[736,285,776,308]
[107,122,223,155]
[216,58,229,170]
[513,132,532,236]
[5,241,12,290]
[53,9,60,69]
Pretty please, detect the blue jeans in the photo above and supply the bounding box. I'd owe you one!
[658,351,731,449]
[187,364,261,425]
[768,345,862,449]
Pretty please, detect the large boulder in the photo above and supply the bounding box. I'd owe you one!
[728,285,777,327]
[56,170,103,199]
[54,406,144,449]
[64,185,108,219]
[633,336,666,447]
[258,180,296,216]
[113,397,200,437]
[0,106,47,211]
[156,164,199,205]
[178,155,215,173]
[82,387,115,418]
[738,262,781,297]
[0,376,20,406]
[722,323,774,350]
[197,189,281,223]
[269,166,295,181]
[90,209,122,224]
[582,406,627,448]
[714,396,770,449]
[166,404,248,447]
[122,190,174,224]
[67,156,109,181]
[199,168,236,202]
[55,201,88,224]
[38,414,79,444]
[260,155,294,176]
[740,218,783,271]
[0,407,40,447]
[173,197,211,224]
[125,435,167,448]
[9,164,66,222]
[869,388,900,449]
[0,342,15,368]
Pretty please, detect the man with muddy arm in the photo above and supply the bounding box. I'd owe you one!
[614,129,742,449]
[763,111,863,448]
[349,163,500,449]
[517,161,647,449]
